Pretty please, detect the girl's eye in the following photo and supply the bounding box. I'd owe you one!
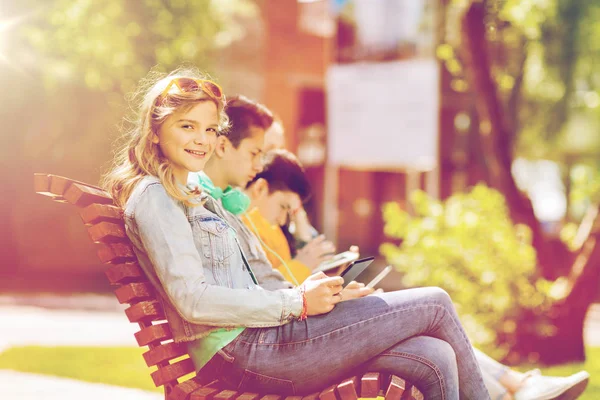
[182,124,194,130]
[207,128,217,134]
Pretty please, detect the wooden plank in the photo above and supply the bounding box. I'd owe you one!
[125,300,165,323]
[237,394,260,400]
[88,221,127,244]
[114,282,154,304]
[360,373,380,398]
[170,377,205,400]
[336,377,358,400]
[151,358,196,387]
[213,390,240,400]
[105,263,145,285]
[64,182,113,207]
[318,385,337,400]
[50,175,73,197]
[283,397,303,400]
[97,242,136,264]
[135,322,173,346]
[259,396,282,400]
[34,173,54,196]
[191,386,222,400]
[143,341,187,367]
[50,174,104,192]
[301,394,319,400]
[400,385,423,400]
[80,203,123,225]
[384,375,406,400]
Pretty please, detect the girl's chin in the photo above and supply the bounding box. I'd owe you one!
[188,163,207,173]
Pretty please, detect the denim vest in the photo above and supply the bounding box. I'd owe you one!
[123,176,303,343]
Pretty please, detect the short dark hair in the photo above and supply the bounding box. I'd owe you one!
[248,149,311,202]
[224,95,274,148]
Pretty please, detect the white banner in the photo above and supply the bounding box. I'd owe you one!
[327,59,439,170]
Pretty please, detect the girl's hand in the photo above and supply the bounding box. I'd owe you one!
[302,272,343,316]
[340,281,374,301]
[295,235,336,270]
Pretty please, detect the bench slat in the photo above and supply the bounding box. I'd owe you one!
[34,173,53,196]
[384,375,405,400]
[301,394,319,400]
[105,263,145,285]
[336,377,358,400]
[115,282,155,304]
[214,390,240,400]
[88,221,127,244]
[125,300,165,323]
[401,385,424,400]
[143,341,187,367]
[259,396,282,400]
[50,175,74,197]
[97,242,136,264]
[191,386,221,400]
[135,322,173,346]
[170,377,205,400]
[318,385,337,400]
[151,358,196,387]
[360,373,380,398]
[64,182,113,207]
[80,203,123,225]
[237,394,260,400]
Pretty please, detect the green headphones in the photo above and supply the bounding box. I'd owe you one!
[195,172,250,215]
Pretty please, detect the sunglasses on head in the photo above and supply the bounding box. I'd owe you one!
[158,77,224,103]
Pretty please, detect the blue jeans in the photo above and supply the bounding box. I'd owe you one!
[206,287,490,400]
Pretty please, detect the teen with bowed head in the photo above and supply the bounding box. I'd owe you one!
[103,68,491,399]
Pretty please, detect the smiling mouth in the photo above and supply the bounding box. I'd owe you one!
[186,149,206,157]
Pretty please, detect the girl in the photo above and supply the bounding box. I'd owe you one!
[103,68,491,400]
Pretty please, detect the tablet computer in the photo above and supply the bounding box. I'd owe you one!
[314,250,359,273]
[340,256,375,287]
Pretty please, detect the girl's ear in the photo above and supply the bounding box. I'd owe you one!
[151,133,160,144]
[214,136,230,157]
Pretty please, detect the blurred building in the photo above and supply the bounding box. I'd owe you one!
[257,0,441,255]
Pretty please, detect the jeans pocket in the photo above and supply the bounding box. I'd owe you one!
[239,370,295,395]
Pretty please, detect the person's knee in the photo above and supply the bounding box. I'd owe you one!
[426,287,453,309]
[399,336,458,382]
[422,337,458,378]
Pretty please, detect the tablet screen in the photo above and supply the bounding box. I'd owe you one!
[340,256,375,287]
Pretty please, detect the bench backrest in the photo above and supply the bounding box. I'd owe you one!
[34,173,207,399]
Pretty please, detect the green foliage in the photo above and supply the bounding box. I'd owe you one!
[497,0,600,157]
[381,185,555,358]
[21,0,256,94]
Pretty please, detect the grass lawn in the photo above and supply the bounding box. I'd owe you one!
[0,345,598,398]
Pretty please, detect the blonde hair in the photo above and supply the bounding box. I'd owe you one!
[102,67,229,208]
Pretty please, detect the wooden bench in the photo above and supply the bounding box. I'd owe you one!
[33,173,425,400]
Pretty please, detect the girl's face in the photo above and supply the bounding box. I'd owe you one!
[153,101,219,185]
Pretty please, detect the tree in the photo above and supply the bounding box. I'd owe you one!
[21,0,256,95]
[1,0,257,280]
[444,0,600,363]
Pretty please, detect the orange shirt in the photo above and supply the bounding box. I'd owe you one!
[242,207,311,285]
